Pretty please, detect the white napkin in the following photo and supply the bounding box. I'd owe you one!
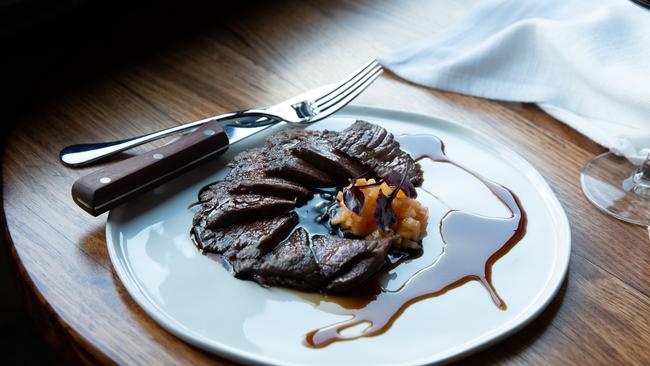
[379,0,650,165]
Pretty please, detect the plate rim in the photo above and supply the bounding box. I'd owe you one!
[106,104,571,366]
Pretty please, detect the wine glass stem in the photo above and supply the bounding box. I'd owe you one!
[643,155,650,239]
[632,154,650,197]
[641,153,650,181]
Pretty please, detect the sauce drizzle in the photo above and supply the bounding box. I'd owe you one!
[304,134,527,348]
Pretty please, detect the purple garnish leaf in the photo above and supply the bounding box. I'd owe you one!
[374,191,396,232]
[389,166,409,200]
[402,180,418,198]
[343,186,365,215]
[383,171,402,187]
[384,170,418,199]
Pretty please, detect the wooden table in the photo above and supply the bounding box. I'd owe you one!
[3,0,649,364]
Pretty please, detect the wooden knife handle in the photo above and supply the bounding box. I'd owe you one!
[71,121,229,216]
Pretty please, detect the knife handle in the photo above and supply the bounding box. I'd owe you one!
[71,121,229,216]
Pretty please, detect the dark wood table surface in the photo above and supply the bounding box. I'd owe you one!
[3,0,650,364]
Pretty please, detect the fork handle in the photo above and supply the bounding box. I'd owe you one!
[71,121,229,216]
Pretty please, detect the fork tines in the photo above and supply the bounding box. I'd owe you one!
[313,60,383,118]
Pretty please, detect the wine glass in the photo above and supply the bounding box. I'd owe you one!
[581,152,650,238]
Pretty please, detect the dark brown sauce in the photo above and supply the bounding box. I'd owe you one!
[293,188,342,237]
[304,134,527,348]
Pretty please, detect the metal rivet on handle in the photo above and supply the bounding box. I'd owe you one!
[203,129,215,136]
[100,177,111,184]
[153,153,164,160]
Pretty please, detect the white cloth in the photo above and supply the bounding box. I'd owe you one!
[379,0,650,165]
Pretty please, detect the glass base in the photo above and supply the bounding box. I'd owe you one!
[580,152,650,227]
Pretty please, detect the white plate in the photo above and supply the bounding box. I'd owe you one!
[107,105,570,366]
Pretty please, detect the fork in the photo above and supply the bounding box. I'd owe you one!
[70,60,383,215]
[61,60,383,167]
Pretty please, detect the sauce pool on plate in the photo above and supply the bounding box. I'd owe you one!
[303,134,527,348]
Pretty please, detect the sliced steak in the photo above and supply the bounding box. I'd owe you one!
[192,120,422,294]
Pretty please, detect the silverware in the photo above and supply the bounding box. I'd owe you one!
[61,60,383,167]
[70,60,383,215]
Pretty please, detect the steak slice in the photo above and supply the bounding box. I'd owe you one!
[323,246,392,293]
[294,142,367,181]
[200,183,296,229]
[194,213,298,268]
[226,147,269,177]
[335,120,423,185]
[265,128,365,184]
[311,235,394,280]
[266,154,336,187]
[254,228,326,290]
[232,177,310,200]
